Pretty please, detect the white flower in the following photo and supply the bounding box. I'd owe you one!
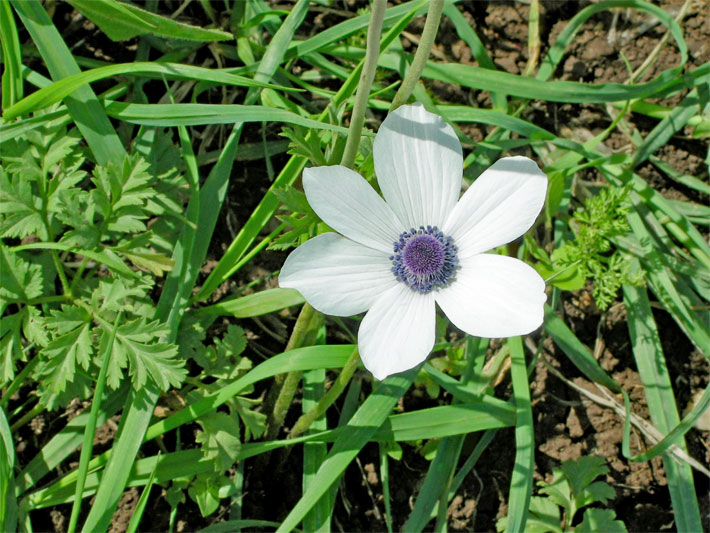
[279,103,548,380]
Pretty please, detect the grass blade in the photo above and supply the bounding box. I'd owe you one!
[623,284,702,532]
[283,0,427,61]
[28,450,210,509]
[442,3,504,109]
[505,336,534,533]
[328,45,704,104]
[543,306,620,392]
[624,208,710,354]
[626,384,710,463]
[404,436,464,532]
[3,62,297,120]
[15,385,128,495]
[10,0,126,166]
[537,0,686,81]
[276,371,417,532]
[67,311,123,533]
[0,405,17,531]
[191,288,305,319]
[125,453,160,533]
[631,89,702,168]
[302,368,330,532]
[67,0,232,42]
[0,0,23,109]
[103,101,354,133]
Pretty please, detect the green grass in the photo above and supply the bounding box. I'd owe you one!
[1,0,707,531]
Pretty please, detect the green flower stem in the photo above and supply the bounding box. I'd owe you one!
[288,347,360,439]
[69,255,91,297]
[542,259,582,284]
[230,222,286,275]
[389,0,444,111]
[49,249,72,296]
[38,162,72,297]
[340,0,387,169]
[24,295,68,306]
[9,402,43,432]
[41,206,71,297]
[67,309,123,533]
[264,303,324,440]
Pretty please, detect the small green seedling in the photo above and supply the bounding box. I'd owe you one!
[536,185,643,310]
[497,455,627,532]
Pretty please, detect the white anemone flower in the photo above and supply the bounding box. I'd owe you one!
[279,103,548,380]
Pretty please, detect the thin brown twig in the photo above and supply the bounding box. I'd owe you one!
[527,339,709,478]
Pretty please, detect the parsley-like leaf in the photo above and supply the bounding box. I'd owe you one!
[91,154,154,234]
[0,166,45,239]
[108,318,185,391]
[0,244,44,302]
[36,305,94,394]
[39,323,93,394]
[0,312,23,386]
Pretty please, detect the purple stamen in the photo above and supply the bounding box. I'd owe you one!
[390,226,458,293]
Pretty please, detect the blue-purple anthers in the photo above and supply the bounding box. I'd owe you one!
[390,226,458,293]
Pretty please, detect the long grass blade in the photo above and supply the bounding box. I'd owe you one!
[543,307,620,392]
[0,0,23,109]
[125,453,160,533]
[67,0,232,42]
[537,0,686,81]
[623,284,702,532]
[67,311,123,533]
[104,101,356,132]
[0,405,17,531]
[302,368,330,532]
[505,336,534,533]
[3,62,297,120]
[276,371,417,532]
[10,0,126,166]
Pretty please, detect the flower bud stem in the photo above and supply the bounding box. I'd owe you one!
[264,303,323,440]
[288,347,360,439]
[341,0,387,169]
[390,0,444,111]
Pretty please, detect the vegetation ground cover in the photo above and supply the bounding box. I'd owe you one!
[1,0,708,531]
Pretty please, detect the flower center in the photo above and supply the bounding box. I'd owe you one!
[390,226,458,293]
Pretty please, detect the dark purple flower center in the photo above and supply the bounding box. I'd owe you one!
[390,226,458,293]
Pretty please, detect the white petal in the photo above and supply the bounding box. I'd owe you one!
[436,253,546,338]
[303,166,404,254]
[279,233,397,316]
[444,156,547,258]
[358,284,436,380]
[374,103,463,230]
